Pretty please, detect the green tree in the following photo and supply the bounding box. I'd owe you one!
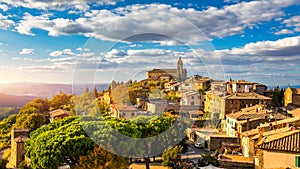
[0,114,17,150]
[162,145,183,168]
[19,98,49,115]
[49,91,72,110]
[25,117,95,169]
[197,153,219,167]
[0,159,7,169]
[272,86,283,107]
[74,146,131,169]
[20,113,46,131]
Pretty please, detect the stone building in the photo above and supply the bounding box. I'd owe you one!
[255,129,300,169]
[146,57,187,82]
[226,79,267,94]
[49,109,70,122]
[10,128,29,168]
[284,86,300,107]
[225,105,286,137]
[180,90,205,106]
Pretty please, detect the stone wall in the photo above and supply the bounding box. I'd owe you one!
[209,137,238,151]
[219,160,254,169]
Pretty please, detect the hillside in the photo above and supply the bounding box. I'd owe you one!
[0,93,36,108]
[0,107,20,120]
[0,82,109,98]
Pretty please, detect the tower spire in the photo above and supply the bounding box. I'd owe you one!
[177,57,183,82]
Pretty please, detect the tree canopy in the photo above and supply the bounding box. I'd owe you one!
[15,98,49,131]
[25,117,95,169]
[49,91,72,110]
[74,146,131,169]
[162,145,183,168]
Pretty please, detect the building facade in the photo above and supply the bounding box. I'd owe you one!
[146,57,187,82]
[284,86,300,107]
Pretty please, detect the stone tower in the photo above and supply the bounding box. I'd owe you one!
[10,128,29,168]
[177,57,184,82]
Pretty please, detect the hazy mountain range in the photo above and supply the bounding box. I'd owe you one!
[0,82,109,107]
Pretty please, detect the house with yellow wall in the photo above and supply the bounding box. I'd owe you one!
[284,87,300,107]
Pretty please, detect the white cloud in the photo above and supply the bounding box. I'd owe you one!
[76,47,90,51]
[0,13,14,30]
[275,29,294,35]
[77,52,96,57]
[15,0,300,45]
[49,49,76,57]
[17,65,57,72]
[19,48,35,55]
[1,0,123,11]
[0,4,8,11]
[9,36,300,84]
[282,16,300,32]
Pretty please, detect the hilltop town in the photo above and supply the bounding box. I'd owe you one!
[0,57,299,169]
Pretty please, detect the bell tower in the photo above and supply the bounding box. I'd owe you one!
[177,57,183,82]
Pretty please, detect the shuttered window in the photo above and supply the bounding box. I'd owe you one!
[296,156,300,167]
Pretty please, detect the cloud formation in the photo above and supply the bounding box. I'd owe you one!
[19,48,35,55]
[49,49,76,57]
[10,35,300,84]
[1,0,122,11]
[275,29,294,35]
[282,16,300,32]
[15,0,300,45]
[0,4,8,11]
[0,13,14,30]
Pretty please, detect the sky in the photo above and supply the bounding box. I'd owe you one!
[0,0,300,86]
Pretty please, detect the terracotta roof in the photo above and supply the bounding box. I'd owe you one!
[242,128,260,137]
[13,128,30,133]
[226,104,286,120]
[251,127,292,140]
[226,92,271,100]
[259,117,300,128]
[291,88,300,95]
[290,108,300,117]
[181,90,199,96]
[226,110,266,120]
[147,69,187,73]
[14,135,29,143]
[50,109,70,118]
[257,130,300,152]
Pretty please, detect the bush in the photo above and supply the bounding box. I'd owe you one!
[0,159,8,169]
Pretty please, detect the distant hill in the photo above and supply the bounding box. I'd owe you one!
[0,107,20,120]
[0,93,36,107]
[0,82,109,99]
[268,85,300,90]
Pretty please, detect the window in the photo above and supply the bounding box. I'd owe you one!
[198,96,201,99]
[191,114,198,118]
[296,156,300,167]
[191,102,194,105]
[131,112,135,117]
[191,96,194,99]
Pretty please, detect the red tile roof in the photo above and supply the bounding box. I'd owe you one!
[257,130,300,152]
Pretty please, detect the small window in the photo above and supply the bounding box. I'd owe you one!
[191,96,194,99]
[191,102,194,105]
[131,112,135,117]
[296,156,300,167]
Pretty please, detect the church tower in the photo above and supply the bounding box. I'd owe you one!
[177,57,183,82]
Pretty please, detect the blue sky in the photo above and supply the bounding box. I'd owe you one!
[0,0,300,86]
